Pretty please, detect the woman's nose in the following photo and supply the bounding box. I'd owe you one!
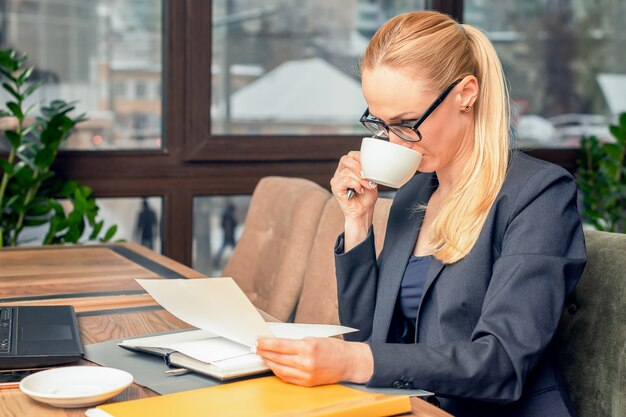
[388,132,414,148]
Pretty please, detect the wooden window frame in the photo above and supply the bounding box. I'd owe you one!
[47,0,578,267]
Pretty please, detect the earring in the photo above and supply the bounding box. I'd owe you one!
[464,105,472,112]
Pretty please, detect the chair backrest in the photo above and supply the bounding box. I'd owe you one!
[554,229,626,417]
[294,197,393,324]
[223,176,330,322]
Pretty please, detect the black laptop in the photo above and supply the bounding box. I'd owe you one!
[0,306,84,369]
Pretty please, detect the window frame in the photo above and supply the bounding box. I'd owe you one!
[47,0,578,267]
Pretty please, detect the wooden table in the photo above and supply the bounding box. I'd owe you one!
[0,243,451,417]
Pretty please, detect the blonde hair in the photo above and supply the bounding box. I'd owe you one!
[362,11,510,264]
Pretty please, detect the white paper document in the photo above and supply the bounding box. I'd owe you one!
[134,278,357,354]
[137,278,274,347]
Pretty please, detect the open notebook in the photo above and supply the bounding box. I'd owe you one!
[119,278,356,380]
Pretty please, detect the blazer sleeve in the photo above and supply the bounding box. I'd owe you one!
[366,165,587,403]
[334,227,379,342]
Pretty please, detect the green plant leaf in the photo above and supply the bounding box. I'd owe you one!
[0,49,18,71]
[17,67,34,85]
[72,188,87,213]
[0,109,10,118]
[619,112,626,130]
[40,128,62,146]
[50,99,66,108]
[48,199,65,217]
[12,161,34,188]
[89,220,104,240]
[18,150,37,172]
[34,148,56,170]
[0,67,16,83]
[24,103,37,118]
[86,198,97,212]
[60,180,78,198]
[20,124,35,138]
[4,130,21,148]
[22,80,43,99]
[43,217,60,245]
[75,112,88,123]
[3,194,21,210]
[26,203,51,216]
[2,82,21,101]
[603,143,622,160]
[24,218,49,227]
[0,159,13,175]
[79,185,92,199]
[65,226,82,243]
[6,101,23,121]
[17,142,37,157]
[102,225,117,242]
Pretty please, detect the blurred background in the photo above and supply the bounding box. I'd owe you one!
[0,0,624,274]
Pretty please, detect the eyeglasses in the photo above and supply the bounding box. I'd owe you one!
[359,78,462,142]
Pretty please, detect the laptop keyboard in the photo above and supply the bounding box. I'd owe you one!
[0,307,13,353]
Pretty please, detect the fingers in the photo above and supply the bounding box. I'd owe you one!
[257,348,306,370]
[331,152,376,200]
[256,339,316,385]
[262,358,314,386]
[256,338,305,355]
[332,168,367,197]
[256,338,318,373]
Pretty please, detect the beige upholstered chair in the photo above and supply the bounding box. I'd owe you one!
[223,176,330,322]
[294,197,392,324]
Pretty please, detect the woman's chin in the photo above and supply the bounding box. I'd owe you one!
[417,159,437,174]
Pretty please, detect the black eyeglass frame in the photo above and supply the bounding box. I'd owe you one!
[359,78,463,142]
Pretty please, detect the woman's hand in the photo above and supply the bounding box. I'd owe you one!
[255,337,374,387]
[330,151,378,249]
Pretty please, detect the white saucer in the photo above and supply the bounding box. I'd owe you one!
[19,366,134,408]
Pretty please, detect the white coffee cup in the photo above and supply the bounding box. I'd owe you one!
[359,137,422,188]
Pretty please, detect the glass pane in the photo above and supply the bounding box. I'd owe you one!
[0,0,162,150]
[211,0,427,135]
[465,0,625,147]
[193,195,250,276]
[99,197,163,251]
[17,197,162,252]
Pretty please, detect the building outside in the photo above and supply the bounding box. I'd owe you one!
[465,0,626,145]
[0,0,162,150]
[1,1,625,148]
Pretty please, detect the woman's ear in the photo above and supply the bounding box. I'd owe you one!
[457,76,479,110]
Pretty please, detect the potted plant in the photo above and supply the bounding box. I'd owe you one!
[0,48,117,247]
[576,113,626,233]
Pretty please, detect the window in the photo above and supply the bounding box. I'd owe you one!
[465,0,626,148]
[17,197,162,251]
[6,2,586,267]
[114,80,127,98]
[211,0,427,137]
[193,195,250,276]
[136,81,147,99]
[0,0,163,150]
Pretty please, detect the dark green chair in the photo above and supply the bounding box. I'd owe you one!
[555,229,626,417]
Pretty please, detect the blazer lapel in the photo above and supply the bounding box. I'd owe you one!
[371,173,438,343]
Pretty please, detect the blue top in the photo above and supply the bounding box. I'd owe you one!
[399,255,432,323]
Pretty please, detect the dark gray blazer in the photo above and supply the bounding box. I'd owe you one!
[335,152,586,417]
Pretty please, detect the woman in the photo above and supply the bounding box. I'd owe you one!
[256,11,586,416]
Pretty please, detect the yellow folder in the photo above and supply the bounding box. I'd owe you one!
[89,376,412,417]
